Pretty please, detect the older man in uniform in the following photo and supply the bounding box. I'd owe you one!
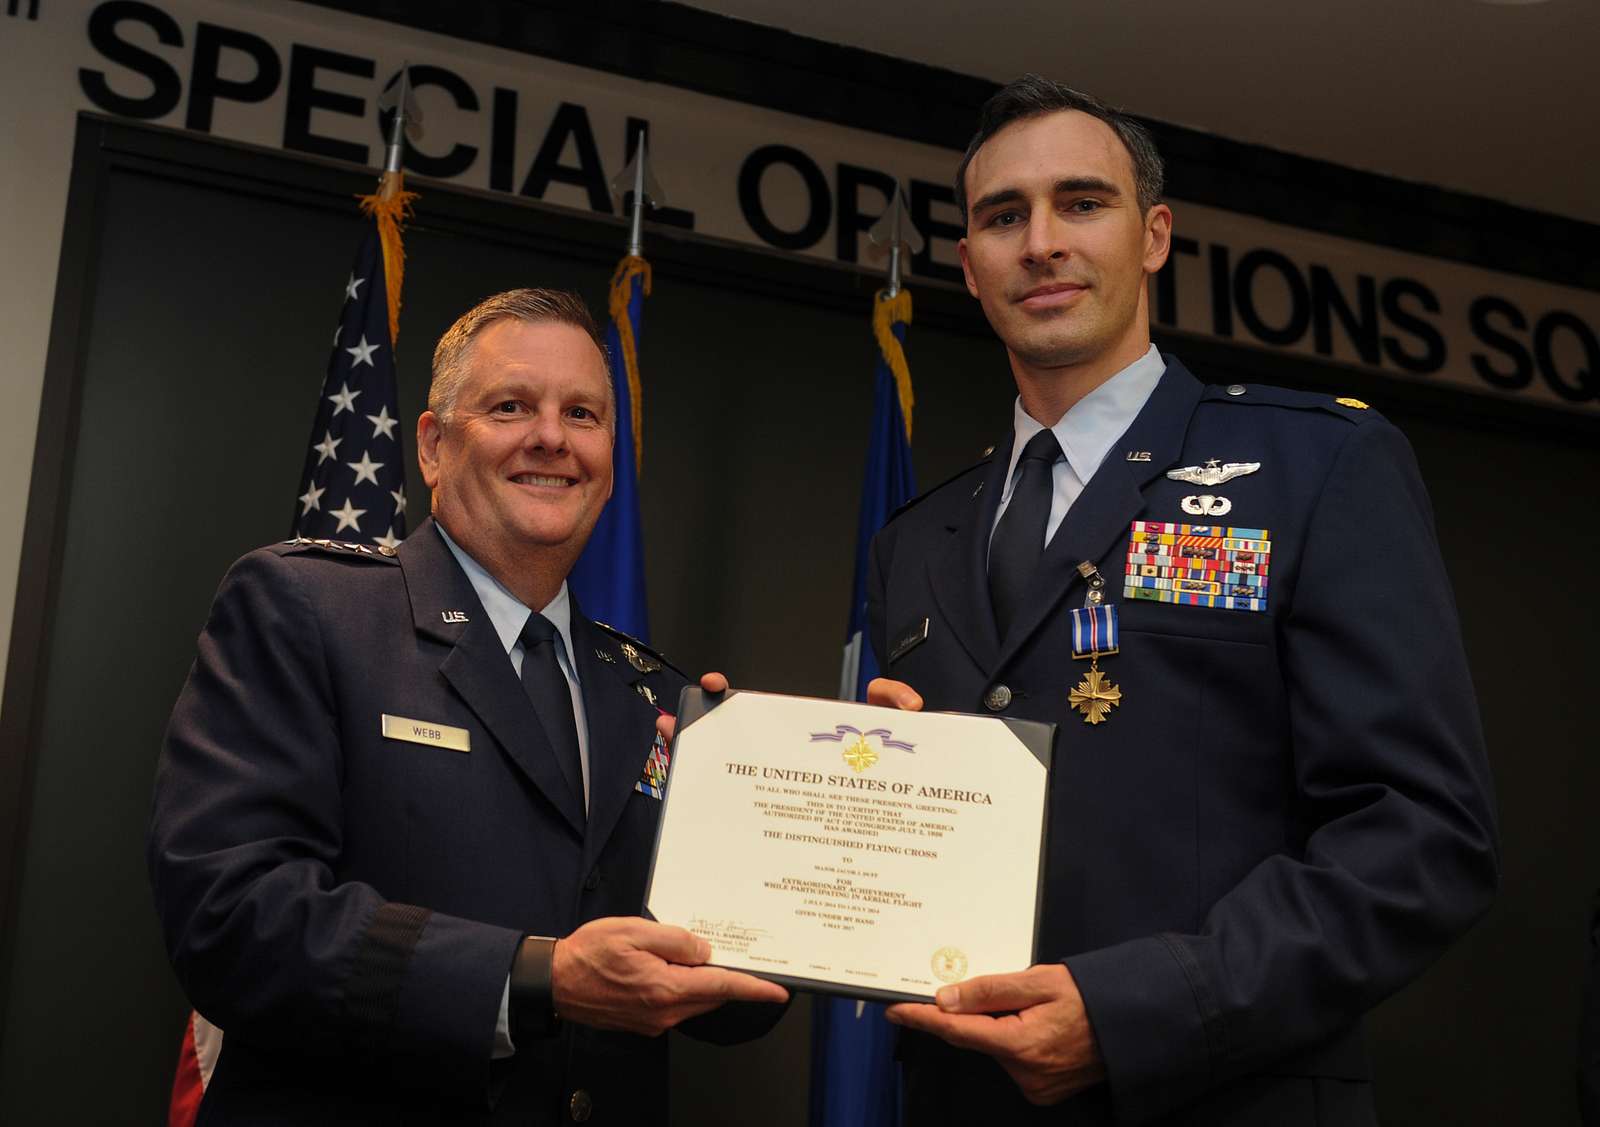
[870,77,1498,1124]
[148,289,786,1126]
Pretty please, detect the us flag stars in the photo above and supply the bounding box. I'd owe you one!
[291,225,409,548]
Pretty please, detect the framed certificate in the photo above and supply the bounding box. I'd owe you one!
[644,689,1054,1004]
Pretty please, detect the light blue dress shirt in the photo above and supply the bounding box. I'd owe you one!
[435,523,591,807]
[989,344,1167,554]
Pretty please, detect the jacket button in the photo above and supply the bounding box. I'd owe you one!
[983,685,1012,711]
[1225,383,1247,396]
[569,1089,593,1122]
[584,866,601,891]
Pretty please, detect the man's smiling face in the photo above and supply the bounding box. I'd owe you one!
[418,317,613,571]
[959,109,1170,379]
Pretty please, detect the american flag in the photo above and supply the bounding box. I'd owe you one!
[291,224,407,547]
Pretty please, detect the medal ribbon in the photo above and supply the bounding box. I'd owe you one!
[1070,604,1120,660]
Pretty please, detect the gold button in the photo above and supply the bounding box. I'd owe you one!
[984,685,1012,712]
[569,1089,593,1122]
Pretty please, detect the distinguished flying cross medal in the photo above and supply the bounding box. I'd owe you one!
[1068,562,1122,725]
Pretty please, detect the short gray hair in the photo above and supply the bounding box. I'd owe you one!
[428,288,612,427]
[955,74,1165,221]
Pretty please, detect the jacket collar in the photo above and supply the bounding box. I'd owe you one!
[927,356,1204,677]
[398,519,587,835]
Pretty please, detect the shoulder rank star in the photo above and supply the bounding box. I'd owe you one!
[1166,458,1261,488]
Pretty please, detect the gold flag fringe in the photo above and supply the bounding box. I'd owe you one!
[873,287,915,440]
[358,171,420,346]
[609,254,652,469]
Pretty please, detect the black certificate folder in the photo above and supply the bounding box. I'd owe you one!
[645,687,1055,1004]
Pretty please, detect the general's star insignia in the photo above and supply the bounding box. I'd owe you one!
[1166,460,1261,487]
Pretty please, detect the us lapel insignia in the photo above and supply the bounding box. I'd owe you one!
[1166,458,1260,487]
[594,648,617,664]
[440,610,469,623]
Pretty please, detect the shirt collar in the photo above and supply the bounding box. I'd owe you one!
[434,522,577,669]
[1004,344,1166,488]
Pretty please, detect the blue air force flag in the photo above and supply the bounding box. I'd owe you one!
[291,228,408,546]
[570,254,652,640]
[838,288,917,700]
[813,288,917,1127]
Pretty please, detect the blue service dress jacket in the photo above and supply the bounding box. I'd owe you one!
[149,519,759,1126]
[868,357,1499,1125]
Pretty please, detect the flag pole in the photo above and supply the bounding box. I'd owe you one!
[869,180,922,300]
[365,64,422,346]
[815,181,925,1127]
[626,132,649,258]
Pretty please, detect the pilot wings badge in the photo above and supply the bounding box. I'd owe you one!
[1166,458,1261,487]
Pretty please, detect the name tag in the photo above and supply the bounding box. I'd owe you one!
[888,617,930,664]
[381,714,471,753]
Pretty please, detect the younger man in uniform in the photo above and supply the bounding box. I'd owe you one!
[870,77,1498,1125]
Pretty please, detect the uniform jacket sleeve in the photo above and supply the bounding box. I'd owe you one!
[147,550,522,1103]
[1063,419,1500,1121]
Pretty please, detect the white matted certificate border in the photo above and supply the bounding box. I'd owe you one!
[644,688,1055,1004]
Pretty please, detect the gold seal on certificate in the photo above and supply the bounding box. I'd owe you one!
[645,689,1054,1003]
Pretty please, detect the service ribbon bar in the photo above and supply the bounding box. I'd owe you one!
[1070,604,1120,660]
[1124,520,1274,614]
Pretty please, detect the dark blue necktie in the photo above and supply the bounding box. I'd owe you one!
[989,428,1062,641]
[519,613,585,817]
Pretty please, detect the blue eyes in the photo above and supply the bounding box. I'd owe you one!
[491,402,599,420]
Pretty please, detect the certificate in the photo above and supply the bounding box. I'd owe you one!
[645,689,1053,1004]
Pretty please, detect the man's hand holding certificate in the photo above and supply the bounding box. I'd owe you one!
[645,679,1054,1004]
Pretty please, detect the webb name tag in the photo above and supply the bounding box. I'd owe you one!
[381,714,471,753]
